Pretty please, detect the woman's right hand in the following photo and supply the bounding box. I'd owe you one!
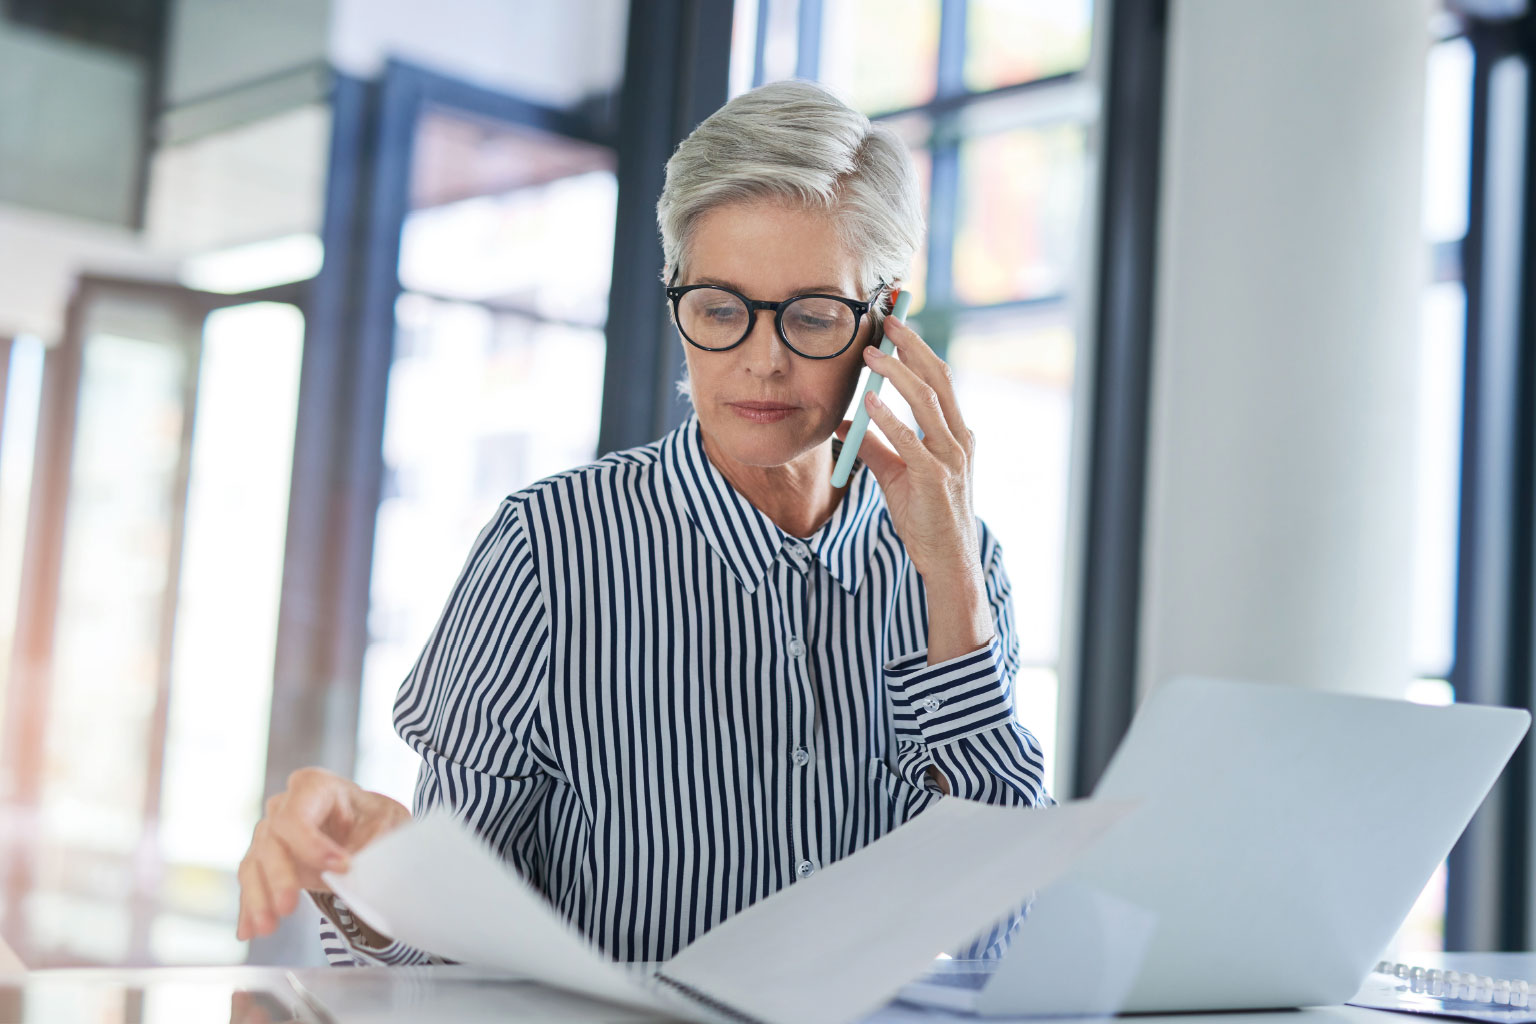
[236,767,411,941]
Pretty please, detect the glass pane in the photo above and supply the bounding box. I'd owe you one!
[42,334,189,857]
[865,113,933,313]
[159,303,303,907]
[759,0,802,86]
[729,0,760,97]
[954,123,1086,305]
[907,147,933,314]
[0,335,46,746]
[1412,284,1464,678]
[402,107,616,319]
[356,297,608,803]
[947,304,1075,665]
[400,169,615,322]
[1423,37,1473,243]
[965,0,1094,93]
[31,318,194,965]
[820,0,941,114]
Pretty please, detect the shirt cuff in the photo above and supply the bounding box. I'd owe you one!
[884,635,1015,746]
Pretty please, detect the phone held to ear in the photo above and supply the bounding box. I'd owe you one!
[832,288,912,487]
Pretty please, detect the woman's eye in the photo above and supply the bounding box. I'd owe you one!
[703,306,741,321]
[791,314,836,331]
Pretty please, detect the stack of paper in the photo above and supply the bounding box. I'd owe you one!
[325,796,1134,1024]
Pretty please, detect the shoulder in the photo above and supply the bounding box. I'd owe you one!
[498,432,669,534]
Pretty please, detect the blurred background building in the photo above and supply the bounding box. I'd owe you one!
[0,0,1527,972]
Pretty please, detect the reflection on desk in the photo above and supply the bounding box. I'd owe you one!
[1,953,1534,1024]
[0,967,312,1023]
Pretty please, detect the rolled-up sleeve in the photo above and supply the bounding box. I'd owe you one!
[314,498,554,966]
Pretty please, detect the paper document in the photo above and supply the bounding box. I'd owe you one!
[326,813,689,1019]
[325,797,1136,1024]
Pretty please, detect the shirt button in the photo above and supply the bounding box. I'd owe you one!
[788,637,807,658]
[786,543,811,573]
[792,746,810,767]
[921,697,943,713]
[797,860,816,878]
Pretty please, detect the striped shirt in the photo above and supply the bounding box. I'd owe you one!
[316,410,1052,966]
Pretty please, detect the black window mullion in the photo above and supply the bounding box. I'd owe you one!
[600,0,733,452]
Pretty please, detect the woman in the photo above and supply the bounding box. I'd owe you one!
[236,79,1051,967]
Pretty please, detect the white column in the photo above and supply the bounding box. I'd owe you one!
[1138,0,1429,699]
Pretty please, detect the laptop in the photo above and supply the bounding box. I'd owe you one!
[901,677,1531,1015]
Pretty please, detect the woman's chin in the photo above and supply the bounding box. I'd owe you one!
[709,414,815,468]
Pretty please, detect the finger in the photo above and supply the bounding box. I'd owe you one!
[270,809,351,874]
[237,852,274,939]
[250,858,282,936]
[834,418,903,485]
[278,778,354,861]
[863,348,954,458]
[861,388,933,469]
[882,316,970,448]
[262,838,304,917]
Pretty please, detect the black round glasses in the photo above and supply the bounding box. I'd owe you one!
[665,278,887,360]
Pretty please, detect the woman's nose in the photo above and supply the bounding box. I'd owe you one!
[739,308,791,372]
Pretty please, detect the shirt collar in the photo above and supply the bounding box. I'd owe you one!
[662,410,883,595]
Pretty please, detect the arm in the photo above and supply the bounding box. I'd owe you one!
[883,533,1052,808]
[316,499,555,966]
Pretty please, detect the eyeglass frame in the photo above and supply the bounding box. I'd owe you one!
[664,271,890,360]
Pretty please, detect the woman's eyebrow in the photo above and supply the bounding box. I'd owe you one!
[695,275,848,295]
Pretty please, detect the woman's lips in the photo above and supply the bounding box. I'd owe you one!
[730,402,797,423]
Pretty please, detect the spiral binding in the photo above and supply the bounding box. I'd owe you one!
[653,972,769,1024]
[1374,961,1534,1009]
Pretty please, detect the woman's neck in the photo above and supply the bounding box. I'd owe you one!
[699,429,848,539]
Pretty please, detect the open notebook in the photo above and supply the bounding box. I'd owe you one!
[323,797,1133,1024]
[1349,961,1536,1024]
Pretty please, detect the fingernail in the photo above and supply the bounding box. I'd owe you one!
[328,855,348,871]
[864,346,883,359]
[865,391,881,408]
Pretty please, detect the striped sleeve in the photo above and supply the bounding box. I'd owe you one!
[883,535,1053,809]
[884,534,1050,961]
[317,499,555,967]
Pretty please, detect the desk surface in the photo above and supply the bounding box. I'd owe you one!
[4,952,1534,1024]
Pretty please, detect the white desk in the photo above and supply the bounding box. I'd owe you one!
[4,952,1533,1023]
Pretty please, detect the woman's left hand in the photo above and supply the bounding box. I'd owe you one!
[835,313,981,588]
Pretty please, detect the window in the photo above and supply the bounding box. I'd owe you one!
[734,0,1102,795]
[1386,19,1474,959]
[4,284,305,966]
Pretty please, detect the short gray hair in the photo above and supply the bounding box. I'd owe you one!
[656,79,926,319]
